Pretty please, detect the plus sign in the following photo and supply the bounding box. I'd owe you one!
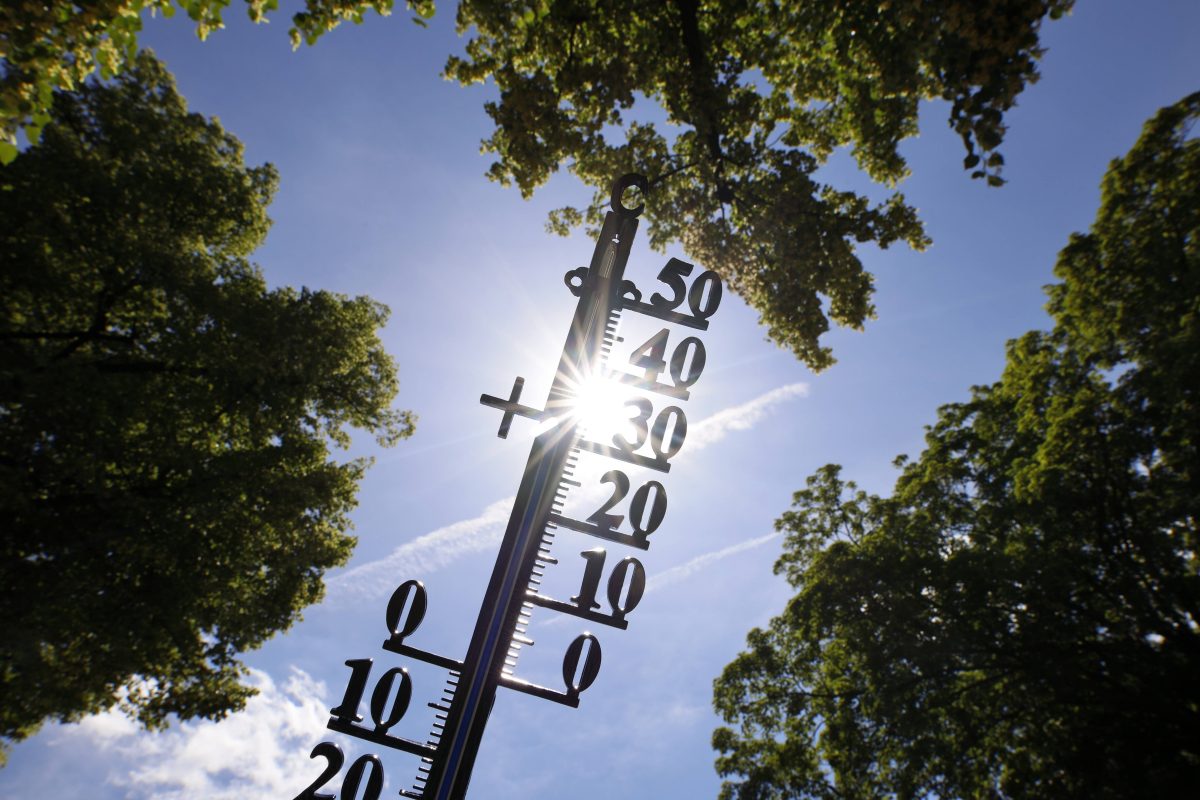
[479,377,542,439]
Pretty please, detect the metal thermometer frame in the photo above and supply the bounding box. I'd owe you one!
[424,176,643,799]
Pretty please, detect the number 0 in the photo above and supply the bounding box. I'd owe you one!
[341,754,384,800]
[629,481,667,537]
[687,270,722,319]
[669,337,706,389]
[650,406,687,460]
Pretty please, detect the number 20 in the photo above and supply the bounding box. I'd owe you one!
[293,742,384,800]
[588,470,667,539]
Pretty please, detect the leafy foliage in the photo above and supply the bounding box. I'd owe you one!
[0,55,413,756]
[6,0,1073,367]
[448,0,1073,368]
[712,93,1200,798]
[0,0,435,163]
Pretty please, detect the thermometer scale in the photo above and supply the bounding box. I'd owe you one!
[295,174,724,800]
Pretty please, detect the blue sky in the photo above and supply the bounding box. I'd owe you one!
[3,2,1199,798]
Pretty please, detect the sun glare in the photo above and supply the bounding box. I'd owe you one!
[568,371,633,442]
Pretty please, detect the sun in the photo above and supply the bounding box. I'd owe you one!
[566,370,635,442]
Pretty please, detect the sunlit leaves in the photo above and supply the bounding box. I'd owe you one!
[4,0,1073,366]
[449,0,1070,369]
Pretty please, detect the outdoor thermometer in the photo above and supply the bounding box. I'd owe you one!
[294,174,724,799]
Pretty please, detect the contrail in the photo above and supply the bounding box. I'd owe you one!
[646,532,781,592]
[325,496,514,601]
[687,382,808,449]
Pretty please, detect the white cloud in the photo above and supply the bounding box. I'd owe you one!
[647,532,781,592]
[328,383,807,602]
[53,669,332,800]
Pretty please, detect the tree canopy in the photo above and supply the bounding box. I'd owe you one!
[449,0,1074,368]
[0,54,413,756]
[6,1,1074,368]
[712,92,1200,799]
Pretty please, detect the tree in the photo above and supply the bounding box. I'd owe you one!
[8,1,1073,368]
[0,54,414,757]
[711,93,1200,799]
[0,0,435,162]
[449,0,1073,368]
